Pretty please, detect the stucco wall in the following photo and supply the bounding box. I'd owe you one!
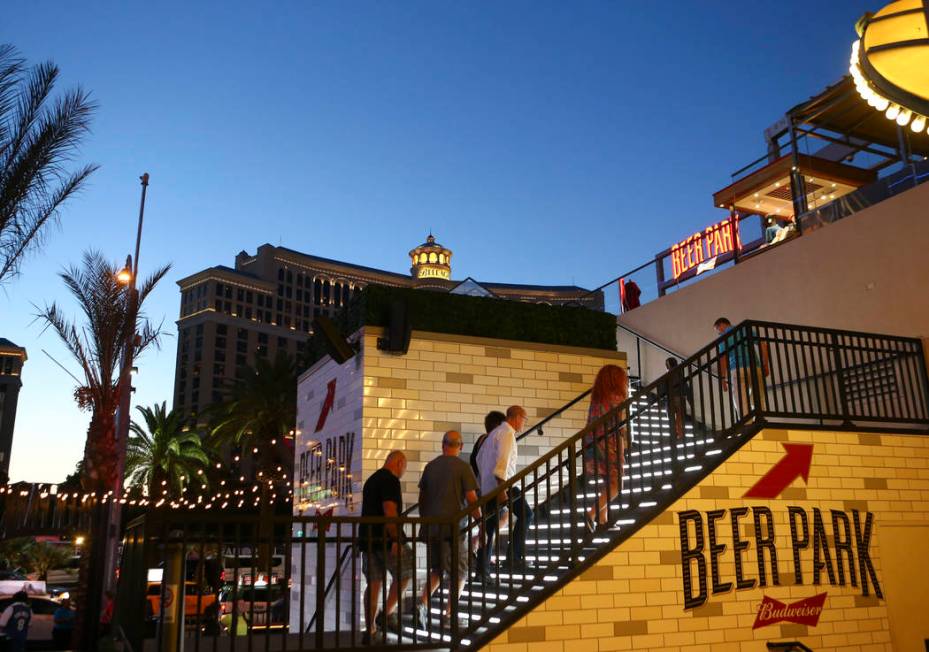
[486,427,929,652]
[619,181,929,360]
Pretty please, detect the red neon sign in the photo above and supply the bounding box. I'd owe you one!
[670,218,741,280]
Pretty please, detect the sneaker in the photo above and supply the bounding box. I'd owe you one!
[414,602,430,629]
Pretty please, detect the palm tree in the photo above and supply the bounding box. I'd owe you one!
[126,402,210,498]
[207,351,297,479]
[0,44,98,285]
[27,541,72,581]
[36,250,169,492]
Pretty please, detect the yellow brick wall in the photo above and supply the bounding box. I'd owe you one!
[361,327,626,503]
[486,428,929,652]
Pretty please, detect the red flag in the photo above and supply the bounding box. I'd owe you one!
[752,593,827,630]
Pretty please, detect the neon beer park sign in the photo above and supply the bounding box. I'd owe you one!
[669,217,741,281]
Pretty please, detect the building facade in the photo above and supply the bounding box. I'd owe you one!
[173,236,601,418]
[0,339,27,483]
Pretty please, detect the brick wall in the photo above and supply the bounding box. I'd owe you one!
[486,428,929,652]
[361,327,626,505]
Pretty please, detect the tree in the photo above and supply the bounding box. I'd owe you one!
[27,541,71,581]
[0,44,98,285]
[207,351,296,480]
[126,402,210,498]
[36,250,170,491]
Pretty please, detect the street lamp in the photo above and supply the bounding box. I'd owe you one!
[83,173,149,649]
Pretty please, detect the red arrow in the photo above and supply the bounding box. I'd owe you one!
[315,379,337,433]
[743,443,813,499]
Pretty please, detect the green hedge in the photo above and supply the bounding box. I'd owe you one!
[302,285,616,368]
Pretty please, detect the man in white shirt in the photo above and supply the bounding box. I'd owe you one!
[476,405,531,573]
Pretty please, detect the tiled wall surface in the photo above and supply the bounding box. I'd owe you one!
[361,327,627,505]
[486,428,929,652]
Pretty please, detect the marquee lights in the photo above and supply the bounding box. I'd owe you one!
[849,2,929,135]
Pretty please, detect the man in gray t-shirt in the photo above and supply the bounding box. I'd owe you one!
[416,430,481,628]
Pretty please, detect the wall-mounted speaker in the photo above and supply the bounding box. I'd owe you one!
[377,300,412,354]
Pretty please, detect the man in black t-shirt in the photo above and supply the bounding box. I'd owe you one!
[359,450,414,643]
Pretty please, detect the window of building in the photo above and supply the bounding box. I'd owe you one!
[286,270,293,284]
[215,336,226,350]
[278,268,284,281]
[224,287,232,299]
[215,350,226,362]
[196,324,204,336]
[236,341,247,353]
[217,324,227,335]
[237,288,244,302]
[246,291,253,303]
[236,304,242,315]
[297,274,304,287]
[314,278,322,304]
[245,307,252,319]
[277,285,283,297]
[238,328,248,340]
[323,280,330,304]
[265,310,272,322]
[236,354,246,367]
[285,286,292,299]
[258,333,268,344]
[224,301,232,314]
[216,282,223,295]
[277,336,287,348]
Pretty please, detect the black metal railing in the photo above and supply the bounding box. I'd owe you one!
[112,321,928,650]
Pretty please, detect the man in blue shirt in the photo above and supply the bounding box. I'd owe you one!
[714,317,769,418]
[52,597,75,648]
[0,591,32,652]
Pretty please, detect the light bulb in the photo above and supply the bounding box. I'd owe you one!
[874,96,890,112]
[897,109,912,127]
[911,115,927,133]
[886,105,901,121]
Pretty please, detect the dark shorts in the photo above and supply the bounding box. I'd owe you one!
[362,542,415,583]
[427,538,469,579]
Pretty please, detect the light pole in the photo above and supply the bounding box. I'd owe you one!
[105,172,149,590]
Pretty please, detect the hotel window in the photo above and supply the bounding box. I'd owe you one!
[217,324,227,335]
[265,310,271,322]
[214,299,221,311]
[323,280,330,304]
[237,328,248,340]
[314,278,322,304]
[258,333,268,344]
[276,313,282,324]
[278,268,284,281]
[236,341,247,353]
[285,286,292,299]
[216,282,223,296]
[224,301,232,314]
[224,287,232,299]
[295,289,302,302]
[213,363,225,376]
[297,274,304,287]
[284,316,291,327]
[246,291,253,303]
[236,354,246,367]
[277,285,283,297]
[286,270,293,284]
[215,350,226,362]
[276,299,283,311]
[235,304,242,315]
[277,336,287,348]
[245,307,252,319]
[212,391,223,404]
[215,336,226,350]
[256,295,263,308]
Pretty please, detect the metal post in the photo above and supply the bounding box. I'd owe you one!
[567,441,578,560]
[315,523,325,648]
[787,118,808,232]
[159,537,186,652]
[832,332,852,426]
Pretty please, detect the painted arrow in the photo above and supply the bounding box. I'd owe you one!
[743,443,814,499]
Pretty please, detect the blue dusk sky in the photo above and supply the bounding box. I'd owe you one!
[1,1,873,482]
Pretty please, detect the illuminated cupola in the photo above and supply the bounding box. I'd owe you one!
[409,234,452,281]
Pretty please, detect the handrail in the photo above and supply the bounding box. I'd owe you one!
[400,388,593,516]
[616,322,686,361]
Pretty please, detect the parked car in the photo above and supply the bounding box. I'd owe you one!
[146,581,217,620]
[218,582,286,630]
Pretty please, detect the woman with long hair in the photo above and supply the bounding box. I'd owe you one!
[583,364,629,530]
